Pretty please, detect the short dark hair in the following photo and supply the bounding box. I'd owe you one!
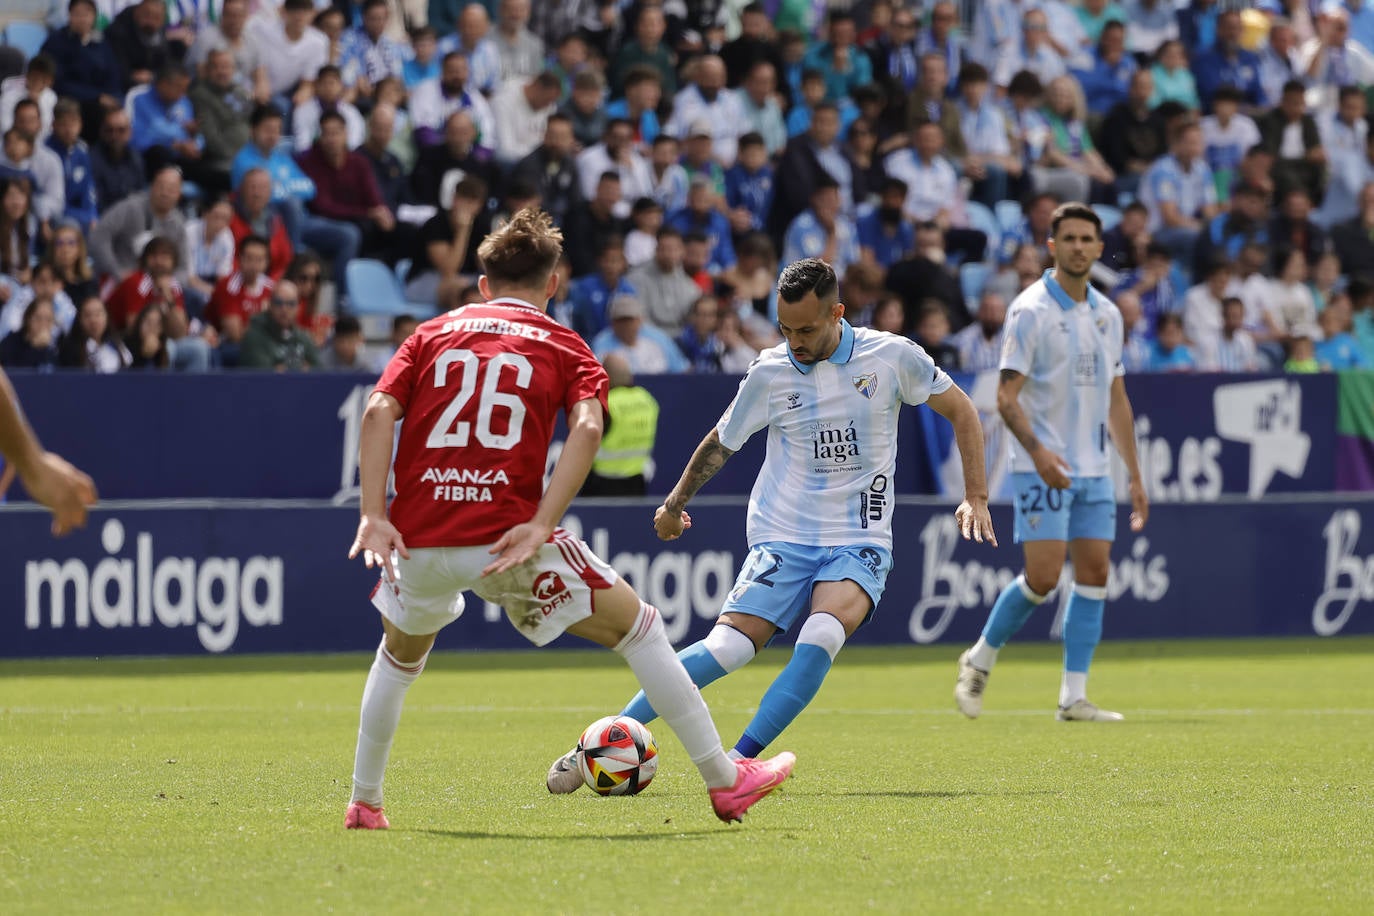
[1282,78,1306,96]
[1155,312,1183,333]
[317,64,343,82]
[250,103,283,128]
[622,64,662,89]
[317,110,347,131]
[880,176,909,196]
[1049,202,1102,239]
[139,235,179,267]
[656,225,683,242]
[738,131,765,150]
[1212,84,1245,105]
[958,62,990,86]
[335,314,363,337]
[239,234,270,256]
[1006,70,1043,98]
[25,54,55,78]
[778,258,839,306]
[811,173,840,194]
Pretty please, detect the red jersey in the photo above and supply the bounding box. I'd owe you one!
[205,271,274,332]
[376,298,610,548]
[106,272,186,329]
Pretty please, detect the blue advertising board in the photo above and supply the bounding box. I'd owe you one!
[3,370,1337,502]
[5,495,1371,659]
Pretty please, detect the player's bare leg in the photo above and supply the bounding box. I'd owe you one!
[1056,539,1122,722]
[564,579,795,822]
[957,542,1063,718]
[346,617,439,829]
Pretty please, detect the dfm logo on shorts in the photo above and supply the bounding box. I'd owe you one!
[532,571,571,616]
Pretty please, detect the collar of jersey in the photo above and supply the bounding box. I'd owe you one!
[788,318,856,374]
[1042,269,1100,312]
[484,296,545,313]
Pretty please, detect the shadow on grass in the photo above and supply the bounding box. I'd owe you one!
[411,827,729,842]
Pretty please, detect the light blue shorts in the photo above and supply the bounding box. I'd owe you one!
[1011,473,1117,543]
[720,541,893,636]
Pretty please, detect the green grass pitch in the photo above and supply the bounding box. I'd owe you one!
[2,637,1372,914]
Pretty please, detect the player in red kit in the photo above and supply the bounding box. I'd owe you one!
[344,208,794,830]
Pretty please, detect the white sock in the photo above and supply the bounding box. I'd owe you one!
[615,602,736,788]
[351,641,426,806]
[726,748,745,761]
[1060,671,1087,707]
[703,623,757,671]
[967,636,999,671]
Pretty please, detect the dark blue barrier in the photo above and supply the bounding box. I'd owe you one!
[5,495,1370,658]
[4,370,1337,501]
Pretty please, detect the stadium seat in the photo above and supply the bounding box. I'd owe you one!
[393,258,412,286]
[1094,204,1124,232]
[2,21,47,61]
[965,201,1001,253]
[994,200,1023,234]
[960,261,992,314]
[345,259,437,319]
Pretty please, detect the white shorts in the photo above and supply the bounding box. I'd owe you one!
[370,528,620,646]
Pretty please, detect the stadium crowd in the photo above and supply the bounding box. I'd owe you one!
[1,0,1374,375]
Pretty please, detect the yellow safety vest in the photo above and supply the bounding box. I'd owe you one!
[594,386,660,478]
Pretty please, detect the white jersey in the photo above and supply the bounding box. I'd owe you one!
[715,321,952,550]
[1000,271,1124,478]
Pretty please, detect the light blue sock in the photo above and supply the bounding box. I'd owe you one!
[1062,584,1107,673]
[982,574,1049,649]
[619,641,727,725]
[735,614,846,758]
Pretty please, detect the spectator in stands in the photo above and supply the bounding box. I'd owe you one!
[1269,187,1328,269]
[410,52,495,150]
[43,219,95,306]
[772,103,857,236]
[183,196,235,312]
[1123,0,1178,58]
[1147,312,1197,372]
[238,279,320,371]
[59,296,131,372]
[951,290,1007,372]
[716,306,762,373]
[407,174,485,302]
[913,299,960,371]
[956,62,1021,208]
[1194,181,1270,276]
[998,192,1057,268]
[1316,294,1370,369]
[1258,17,1300,108]
[994,9,1068,90]
[205,233,274,355]
[1333,183,1374,275]
[1181,255,1235,347]
[988,240,1049,303]
[571,236,636,340]
[1258,80,1326,204]
[627,225,699,335]
[1038,75,1115,205]
[666,56,746,167]
[411,111,496,212]
[250,0,329,114]
[1297,6,1374,113]
[1265,247,1320,346]
[624,197,661,268]
[1096,199,1145,275]
[90,165,185,282]
[359,104,410,214]
[884,121,985,266]
[43,100,97,232]
[856,178,914,270]
[445,3,501,95]
[675,293,722,373]
[340,0,406,99]
[284,252,331,346]
[680,121,727,198]
[1097,72,1163,203]
[0,176,35,287]
[1233,240,1279,342]
[187,0,268,104]
[562,170,629,277]
[132,62,227,193]
[718,231,778,321]
[577,119,653,217]
[906,51,963,156]
[968,0,1032,68]
[1,54,55,141]
[1077,0,1127,44]
[125,301,170,369]
[0,261,73,336]
[728,63,784,159]
[1116,288,1150,371]
[1198,295,1261,372]
[1192,9,1263,112]
[291,66,366,155]
[0,296,60,370]
[5,102,64,224]
[1200,85,1261,206]
[510,113,580,227]
[492,0,544,83]
[610,2,675,98]
[1075,21,1137,117]
[885,220,965,330]
[782,175,858,280]
[230,168,293,281]
[403,26,441,90]
[723,4,784,88]
[667,175,735,276]
[90,107,144,212]
[1310,250,1346,313]
[1316,86,1370,228]
[296,111,388,264]
[489,71,561,168]
[1116,240,1183,333]
[41,0,121,141]
[106,235,213,371]
[604,65,662,150]
[1148,39,1202,111]
[1283,328,1322,373]
[641,134,684,214]
[591,293,688,374]
[558,69,608,149]
[803,11,873,104]
[190,50,252,180]
[867,294,906,334]
[1140,119,1218,267]
[106,0,189,92]
[231,104,313,230]
[319,314,367,370]
[723,133,774,238]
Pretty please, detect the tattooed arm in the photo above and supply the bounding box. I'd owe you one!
[997,368,1072,489]
[654,428,736,541]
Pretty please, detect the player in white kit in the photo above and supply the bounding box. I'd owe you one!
[954,202,1149,722]
[547,257,996,791]
[344,209,793,829]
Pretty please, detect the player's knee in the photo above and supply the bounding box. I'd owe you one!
[1024,567,1062,597]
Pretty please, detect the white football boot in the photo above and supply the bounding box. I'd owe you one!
[546,748,584,794]
[954,649,990,718]
[1056,699,1125,722]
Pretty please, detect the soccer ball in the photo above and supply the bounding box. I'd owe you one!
[577,715,658,796]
